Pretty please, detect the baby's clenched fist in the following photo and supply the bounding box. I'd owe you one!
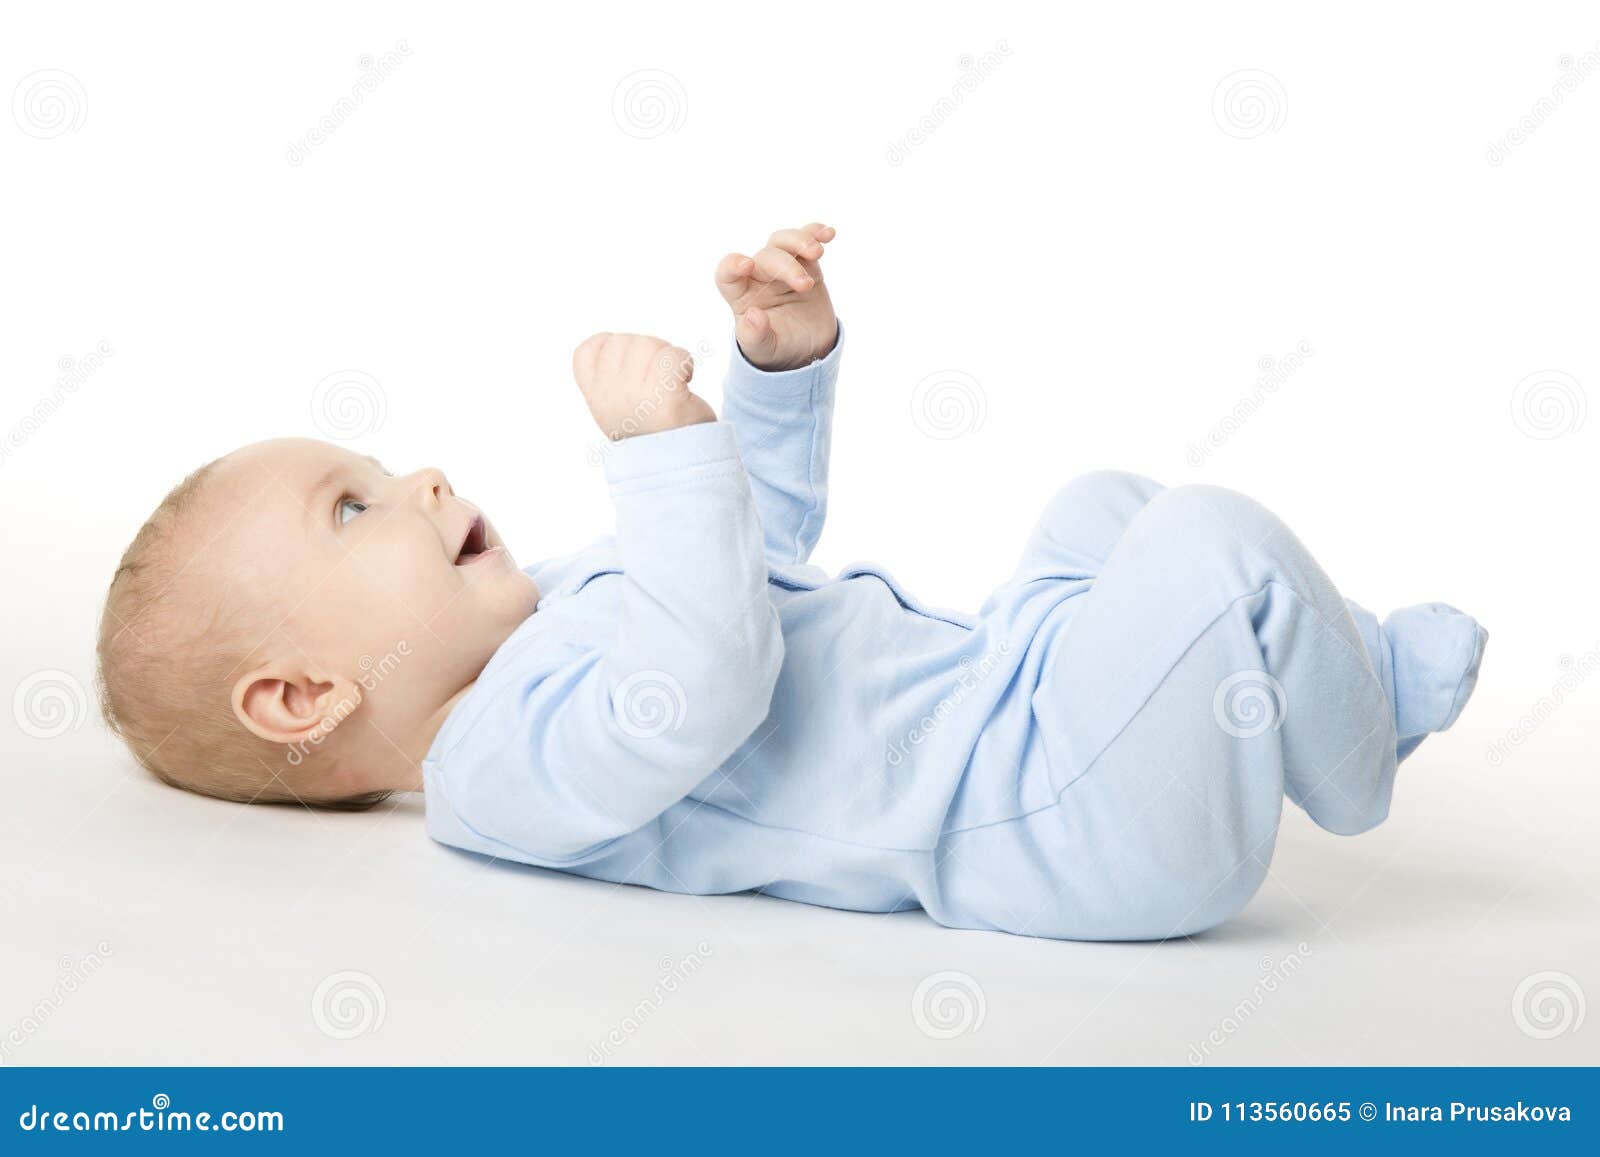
[572,332,716,441]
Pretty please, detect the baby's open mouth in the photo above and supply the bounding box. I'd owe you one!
[454,515,492,566]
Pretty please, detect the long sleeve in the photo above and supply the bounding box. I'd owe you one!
[718,325,842,565]
[428,420,784,863]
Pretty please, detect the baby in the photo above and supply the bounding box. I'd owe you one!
[97,223,1487,941]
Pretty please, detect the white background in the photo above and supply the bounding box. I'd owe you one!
[2,1,1595,1064]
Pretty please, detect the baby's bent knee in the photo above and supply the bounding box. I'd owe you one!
[1135,484,1306,573]
[1153,483,1282,534]
[1051,470,1164,513]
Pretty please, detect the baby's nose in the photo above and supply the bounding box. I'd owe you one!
[415,467,452,504]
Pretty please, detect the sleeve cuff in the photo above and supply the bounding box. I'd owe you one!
[602,420,742,487]
[726,321,844,397]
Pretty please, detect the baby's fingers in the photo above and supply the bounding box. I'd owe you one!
[572,332,609,383]
[714,252,755,302]
[653,343,695,387]
[767,227,828,262]
[752,246,814,292]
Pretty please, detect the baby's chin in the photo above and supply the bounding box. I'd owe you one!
[428,549,539,657]
[474,561,541,631]
[425,575,538,688]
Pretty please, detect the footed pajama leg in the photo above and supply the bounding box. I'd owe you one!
[935,477,1483,940]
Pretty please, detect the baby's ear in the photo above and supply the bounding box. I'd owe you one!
[231,661,362,748]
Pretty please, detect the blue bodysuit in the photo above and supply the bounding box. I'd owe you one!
[423,330,1487,940]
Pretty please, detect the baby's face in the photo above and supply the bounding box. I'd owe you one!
[205,438,538,778]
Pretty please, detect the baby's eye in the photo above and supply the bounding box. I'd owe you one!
[337,498,370,525]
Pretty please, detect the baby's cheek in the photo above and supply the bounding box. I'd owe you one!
[362,538,455,615]
[358,586,428,654]
[416,571,466,623]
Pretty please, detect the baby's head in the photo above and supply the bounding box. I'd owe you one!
[96,438,539,807]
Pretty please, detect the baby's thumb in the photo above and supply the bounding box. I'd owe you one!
[655,343,695,387]
[738,307,774,356]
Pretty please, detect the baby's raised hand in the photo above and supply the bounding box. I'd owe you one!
[715,223,838,372]
[572,332,716,441]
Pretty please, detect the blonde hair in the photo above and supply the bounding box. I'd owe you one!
[95,461,389,812]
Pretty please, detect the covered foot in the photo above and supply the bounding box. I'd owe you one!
[1381,602,1488,759]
